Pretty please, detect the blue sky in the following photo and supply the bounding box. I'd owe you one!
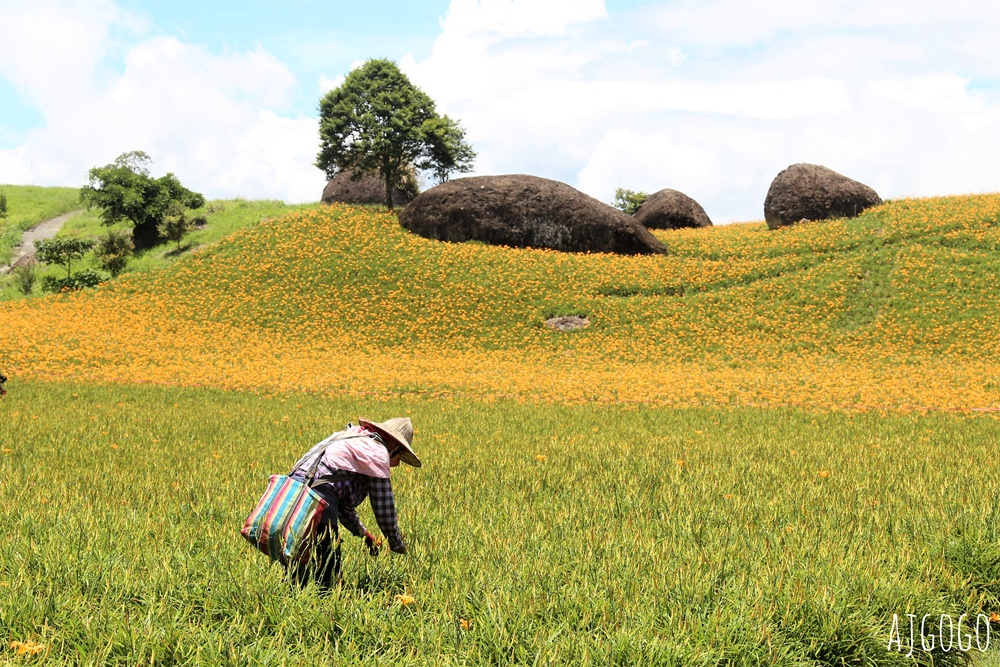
[118,1,450,111]
[2,0,1000,223]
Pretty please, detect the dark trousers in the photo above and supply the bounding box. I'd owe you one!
[288,484,342,591]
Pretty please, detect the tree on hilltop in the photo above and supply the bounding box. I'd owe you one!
[316,59,476,210]
[80,151,205,249]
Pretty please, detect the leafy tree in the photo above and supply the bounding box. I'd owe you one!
[613,188,648,215]
[157,203,193,251]
[0,191,8,218]
[34,237,95,279]
[420,115,476,184]
[95,229,134,277]
[79,151,205,250]
[316,59,476,210]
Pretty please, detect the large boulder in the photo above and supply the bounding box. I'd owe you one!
[634,189,713,229]
[321,169,418,207]
[398,175,666,255]
[763,163,882,230]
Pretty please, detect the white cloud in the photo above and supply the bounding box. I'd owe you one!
[0,1,324,202]
[441,0,607,39]
[0,146,32,185]
[646,0,1000,47]
[319,74,345,94]
[0,0,140,107]
[872,74,981,115]
[4,0,1000,219]
[400,0,1000,223]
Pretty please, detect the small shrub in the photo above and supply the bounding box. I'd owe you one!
[0,191,8,218]
[12,261,36,295]
[95,230,134,277]
[42,268,107,293]
[158,205,193,250]
[41,275,60,293]
[613,188,647,215]
[35,237,96,279]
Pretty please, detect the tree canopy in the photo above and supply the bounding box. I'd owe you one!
[34,237,94,279]
[80,151,205,249]
[316,59,475,210]
[613,188,648,215]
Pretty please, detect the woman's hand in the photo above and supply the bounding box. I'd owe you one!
[364,532,381,557]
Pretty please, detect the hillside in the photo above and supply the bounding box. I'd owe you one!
[2,195,999,412]
[3,195,1000,665]
[0,184,81,265]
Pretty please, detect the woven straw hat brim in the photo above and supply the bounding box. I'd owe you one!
[360,418,422,468]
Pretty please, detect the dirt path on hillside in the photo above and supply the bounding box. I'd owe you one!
[0,210,82,276]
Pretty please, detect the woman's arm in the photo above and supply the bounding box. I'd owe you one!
[368,477,406,553]
[337,504,368,539]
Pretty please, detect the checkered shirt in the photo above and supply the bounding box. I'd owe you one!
[317,471,405,553]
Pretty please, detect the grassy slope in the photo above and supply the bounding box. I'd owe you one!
[0,185,81,265]
[1,195,999,410]
[0,198,318,301]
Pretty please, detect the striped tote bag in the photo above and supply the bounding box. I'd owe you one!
[240,474,328,566]
[242,429,368,565]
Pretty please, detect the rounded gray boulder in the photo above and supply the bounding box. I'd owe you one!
[634,189,713,230]
[321,169,418,207]
[398,175,666,255]
[763,163,882,230]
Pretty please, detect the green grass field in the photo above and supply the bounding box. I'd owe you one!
[0,185,81,266]
[1,379,998,666]
[1,188,999,665]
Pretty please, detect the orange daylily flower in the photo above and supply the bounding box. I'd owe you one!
[10,640,45,655]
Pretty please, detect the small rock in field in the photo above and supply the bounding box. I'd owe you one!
[546,316,590,331]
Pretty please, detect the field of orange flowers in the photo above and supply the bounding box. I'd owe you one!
[3,195,1000,665]
[2,194,1000,414]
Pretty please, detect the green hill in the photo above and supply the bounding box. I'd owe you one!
[2,194,999,411]
[0,184,81,264]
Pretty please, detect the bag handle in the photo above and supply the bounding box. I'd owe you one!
[294,428,372,485]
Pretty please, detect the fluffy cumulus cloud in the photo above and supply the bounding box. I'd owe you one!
[0,0,323,202]
[4,0,1000,219]
[404,0,1000,222]
[441,0,606,38]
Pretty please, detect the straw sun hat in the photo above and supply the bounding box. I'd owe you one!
[360,417,421,468]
